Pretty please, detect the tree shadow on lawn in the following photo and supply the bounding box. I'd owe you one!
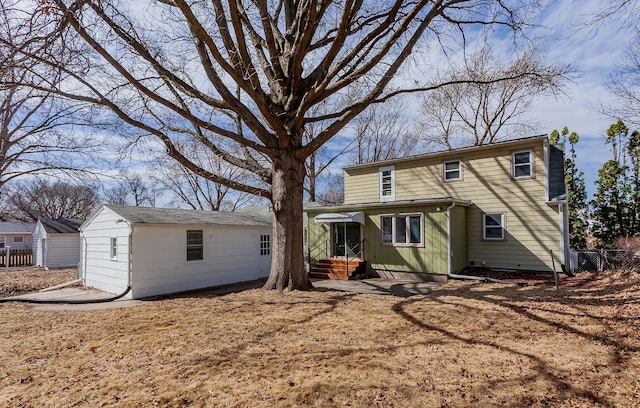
[390,277,639,407]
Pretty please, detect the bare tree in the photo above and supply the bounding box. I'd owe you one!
[5,179,97,221]
[104,172,156,207]
[316,172,344,206]
[420,44,569,148]
[0,1,98,194]
[9,0,545,290]
[351,99,419,164]
[151,141,264,211]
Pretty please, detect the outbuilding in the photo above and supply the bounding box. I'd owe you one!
[79,205,273,299]
[33,218,83,268]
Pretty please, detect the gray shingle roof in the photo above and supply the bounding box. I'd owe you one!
[103,205,272,227]
[0,222,36,234]
[39,218,83,234]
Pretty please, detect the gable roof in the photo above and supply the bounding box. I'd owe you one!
[343,134,548,170]
[88,204,272,228]
[39,218,83,234]
[0,222,36,234]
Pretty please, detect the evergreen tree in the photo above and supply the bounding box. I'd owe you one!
[591,120,640,245]
[550,127,588,249]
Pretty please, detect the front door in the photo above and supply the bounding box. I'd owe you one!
[332,223,362,258]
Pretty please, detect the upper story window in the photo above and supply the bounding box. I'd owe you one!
[379,165,395,201]
[512,150,533,179]
[381,214,423,246]
[260,234,271,256]
[443,160,462,182]
[186,230,204,261]
[483,213,505,240]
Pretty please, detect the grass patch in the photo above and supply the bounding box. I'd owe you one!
[1,270,639,407]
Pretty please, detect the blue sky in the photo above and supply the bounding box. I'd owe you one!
[524,0,634,198]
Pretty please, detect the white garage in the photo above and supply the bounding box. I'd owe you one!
[33,218,82,268]
[80,204,273,299]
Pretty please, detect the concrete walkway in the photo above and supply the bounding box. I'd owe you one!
[2,278,441,311]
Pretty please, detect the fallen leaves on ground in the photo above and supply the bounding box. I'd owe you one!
[1,269,639,407]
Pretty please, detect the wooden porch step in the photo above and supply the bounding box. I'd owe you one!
[309,258,365,280]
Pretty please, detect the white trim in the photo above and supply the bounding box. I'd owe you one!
[314,212,365,225]
[512,149,534,179]
[482,213,505,241]
[186,229,204,261]
[442,159,463,182]
[380,213,423,247]
[110,237,118,260]
[379,165,395,201]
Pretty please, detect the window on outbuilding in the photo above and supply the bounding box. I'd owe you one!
[379,166,395,201]
[483,213,505,240]
[0,237,4,249]
[512,150,533,179]
[260,234,271,256]
[443,160,462,181]
[380,214,422,246]
[110,237,117,260]
[13,236,23,243]
[186,230,204,261]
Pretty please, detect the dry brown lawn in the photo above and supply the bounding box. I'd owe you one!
[1,269,639,407]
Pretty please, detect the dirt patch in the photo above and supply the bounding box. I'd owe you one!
[0,270,639,407]
[0,267,78,297]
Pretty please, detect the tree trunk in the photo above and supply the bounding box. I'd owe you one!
[263,151,314,291]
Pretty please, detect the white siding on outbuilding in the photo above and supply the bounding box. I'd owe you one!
[80,205,273,299]
[33,219,82,268]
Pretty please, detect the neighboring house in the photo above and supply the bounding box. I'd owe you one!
[0,222,36,251]
[305,135,569,280]
[33,218,83,268]
[80,204,273,299]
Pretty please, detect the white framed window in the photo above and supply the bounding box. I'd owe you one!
[380,213,423,246]
[379,165,395,201]
[512,150,533,179]
[483,213,505,240]
[110,237,117,260]
[187,230,204,261]
[260,234,271,256]
[13,236,23,243]
[443,160,462,181]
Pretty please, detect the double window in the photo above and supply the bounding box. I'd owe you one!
[260,234,271,256]
[483,213,505,240]
[381,214,422,246]
[186,230,204,261]
[379,166,395,201]
[512,150,533,179]
[443,160,462,181]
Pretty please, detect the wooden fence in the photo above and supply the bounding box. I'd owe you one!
[0,249,33,267]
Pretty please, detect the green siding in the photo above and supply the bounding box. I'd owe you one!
[306,204,467,276]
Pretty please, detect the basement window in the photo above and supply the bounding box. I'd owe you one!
[186,230,204,261]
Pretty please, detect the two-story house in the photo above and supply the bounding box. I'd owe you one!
[304,135,569,281]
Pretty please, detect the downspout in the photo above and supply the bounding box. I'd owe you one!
[445,200,490,282]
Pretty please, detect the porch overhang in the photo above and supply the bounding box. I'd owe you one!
[314,211,365,225]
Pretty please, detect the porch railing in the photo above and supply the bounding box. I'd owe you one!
[307,239,329,265]
[345,239,365,276]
